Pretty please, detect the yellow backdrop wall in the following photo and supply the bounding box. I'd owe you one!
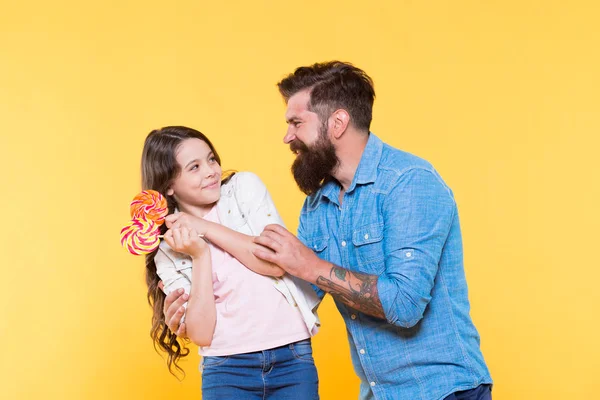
[1,1,599,399]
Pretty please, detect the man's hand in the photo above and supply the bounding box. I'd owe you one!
[159,281,188,338]
[253,224,324,282]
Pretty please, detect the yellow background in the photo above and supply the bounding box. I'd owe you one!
[1,1,599,399]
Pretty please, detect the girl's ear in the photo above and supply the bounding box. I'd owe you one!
[167,187,174,196]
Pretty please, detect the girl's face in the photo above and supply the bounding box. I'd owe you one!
[167,138,222,213]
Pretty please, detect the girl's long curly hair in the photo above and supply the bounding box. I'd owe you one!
[140,126,229,377]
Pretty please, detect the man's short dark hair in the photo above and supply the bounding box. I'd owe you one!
[277,61,375,132]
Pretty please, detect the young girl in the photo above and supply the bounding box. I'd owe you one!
[141,126,320,399]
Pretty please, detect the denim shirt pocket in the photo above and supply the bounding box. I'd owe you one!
[352,222,385,273]
[308,235,329,260]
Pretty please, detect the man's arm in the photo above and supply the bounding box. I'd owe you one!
[315,263,385,319]
[254,224,385,318]
[254,168,456,327]
[375,169,456,327]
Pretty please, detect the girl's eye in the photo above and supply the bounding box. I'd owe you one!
[209,157,217,163]
[191,164,199,170]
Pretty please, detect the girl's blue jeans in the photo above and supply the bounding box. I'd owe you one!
[201,339,319,399]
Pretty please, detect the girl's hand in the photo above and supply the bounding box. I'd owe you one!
[163,227,208,260]
[165,212,207,236]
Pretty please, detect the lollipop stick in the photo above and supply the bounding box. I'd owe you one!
[158,234,205,239]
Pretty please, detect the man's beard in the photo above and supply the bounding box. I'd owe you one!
[290,123,339,195]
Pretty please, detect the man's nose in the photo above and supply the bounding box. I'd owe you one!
[283,128,295,144]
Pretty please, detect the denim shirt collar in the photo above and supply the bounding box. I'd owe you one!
[318,133,383,205]
[352,132,383,188]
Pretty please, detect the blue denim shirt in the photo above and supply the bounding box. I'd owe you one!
[298,134,492,400]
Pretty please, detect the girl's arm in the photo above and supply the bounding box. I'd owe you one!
[165,172,287,277]
[165,214,284,277]
[199,218,284,277]
[185,250,216,346]
[163,227,216,347]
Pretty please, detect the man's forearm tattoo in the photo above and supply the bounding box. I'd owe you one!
[316,264,385,319]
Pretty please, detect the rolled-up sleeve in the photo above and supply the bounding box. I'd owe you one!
[235,172,286,234]
[154,248,191,323]
[155,248,191,297]
[376,168,456,328]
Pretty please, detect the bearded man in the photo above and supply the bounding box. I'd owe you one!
[253,61,493,400]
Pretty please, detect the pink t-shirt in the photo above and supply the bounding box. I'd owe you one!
[199,206,310,356]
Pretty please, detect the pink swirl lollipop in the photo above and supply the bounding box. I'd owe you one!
[120,217,161,255]
[130,190,168,225]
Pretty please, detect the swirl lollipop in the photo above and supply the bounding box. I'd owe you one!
[120,217,161,255]
[130,190,168,225]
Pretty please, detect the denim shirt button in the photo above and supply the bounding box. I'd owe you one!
[360,349,366,354]
[341,241,347,247]
[370,382,376,387]
[351,314,356,320]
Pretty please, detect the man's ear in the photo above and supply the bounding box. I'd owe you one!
[330,109,350,139]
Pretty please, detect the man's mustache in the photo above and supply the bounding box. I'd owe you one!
[290,141,309,154]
